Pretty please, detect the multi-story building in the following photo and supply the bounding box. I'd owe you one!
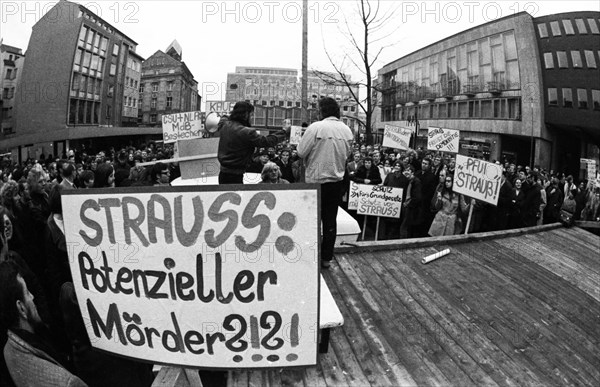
[377,11,600,173]
[535,12,600,173]
[139,41,201,126]
[9,0,160,162]
[0,40,24,139]
[223,66,361,131]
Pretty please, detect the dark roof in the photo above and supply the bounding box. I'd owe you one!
[0,44,23,55]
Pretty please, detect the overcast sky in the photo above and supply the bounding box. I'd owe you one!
[2,0,599,103]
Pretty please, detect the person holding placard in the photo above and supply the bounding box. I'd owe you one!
[428,175,470,236]
[298,97,354,268]
[399,165,423,238]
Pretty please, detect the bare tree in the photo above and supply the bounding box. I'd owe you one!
[314,0,400,145]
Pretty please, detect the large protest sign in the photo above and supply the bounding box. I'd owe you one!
[427,127,460,153]
[453,155,503,206]
[348,182,403,218]
[62,185,320,368]
[162,111,205,143]
[382,125,412,150]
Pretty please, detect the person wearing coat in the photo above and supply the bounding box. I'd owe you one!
[399,165,423,238]
[428,175,470,236]
[351,157,382,185]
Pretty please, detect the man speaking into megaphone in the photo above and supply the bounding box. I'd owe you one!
[217,101,290,184]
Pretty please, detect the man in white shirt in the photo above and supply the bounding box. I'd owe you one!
[298,97,354,268]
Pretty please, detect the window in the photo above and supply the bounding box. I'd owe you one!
[151,98,157,108]
[550,21,561,36]
[78,26,88,46]
[109,63,116,76]
[592,90,600,109]
[295,101,301,107]
[577,89,588,109]
[82,52,91,73]
[548,88,558,105]
[140,84,144,93]
[287,101,292,107]
[107,85,114,97]
[106,105,112,119]
[167,81,174,91]
[575,19,587,33]
[100,37,108,56]
[133,99,137,108]
[72,73,81,91]
[584,50,597,68]
[152,83,158,92]
[571,51,582,68]
[150,114,157,123]
[589,18,600,34]
[557,51,568,68]
[3,88,9,99]
[112,43,119,56]
[543,53,554,69]
[562,88,573,107]
[74,49,82,69]
[5,69,12,79]
[562,20,575,35]
[166,96,172,108]
[537,23,548,37]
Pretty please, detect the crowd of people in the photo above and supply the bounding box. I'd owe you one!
[0,97,599,386]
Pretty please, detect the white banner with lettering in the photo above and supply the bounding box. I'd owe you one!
[62,185,320,368]
[348,182,403,218]
[453,155,503,206]
[382,125,412,150]
[427,127,460,153]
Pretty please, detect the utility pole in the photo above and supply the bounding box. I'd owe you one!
[301,0,308,124]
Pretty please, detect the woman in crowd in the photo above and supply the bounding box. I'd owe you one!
[428,174,469,236]
[260,162,289,184]
[92,163,115,188]
[351,156,382,185]
[509,178,526,228]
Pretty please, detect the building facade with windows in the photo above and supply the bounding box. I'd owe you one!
[224,66,361,131]
[0,40,24,138]
[138,41,201,126]
[9,0,160,161]
[378,11,600,173]
[536,12,600,174]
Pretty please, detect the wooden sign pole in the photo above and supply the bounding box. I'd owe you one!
[361,216,368,241]
[375,217,381,241]
[464,204,474,235]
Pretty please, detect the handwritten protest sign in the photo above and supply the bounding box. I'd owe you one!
[581,158,597,179]
[348,182,403,218]
[205,100,234,116]
[382,125,412,150]
[162,111,205,143]
[427,127,460,153]
[62,185,320,368]
[453,154,503,206]
[289,126,304,146]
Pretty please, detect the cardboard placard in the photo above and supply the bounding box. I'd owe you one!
[289,126,304,146]
[453,154,503,206]
[427,127,460,153]
[348,182,403,218]
[382,125,412,150]
[162,111,205,144]
[62,185,320,369]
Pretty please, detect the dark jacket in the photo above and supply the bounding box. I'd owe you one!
[351,164,382,185]
[217,118,286,174]
[276,159,295,183]
[402,177,423,226]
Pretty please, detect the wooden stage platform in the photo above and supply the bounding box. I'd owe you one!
[227,224,600,386]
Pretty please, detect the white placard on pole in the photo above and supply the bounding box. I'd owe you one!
[427,127,460,153]
[162,111,205,144]
[382,125,412,150]
[453,154,503,206]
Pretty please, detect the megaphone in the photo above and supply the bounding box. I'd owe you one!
[204,111,221,135]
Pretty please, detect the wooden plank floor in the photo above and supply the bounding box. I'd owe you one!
[228,226,600,387]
